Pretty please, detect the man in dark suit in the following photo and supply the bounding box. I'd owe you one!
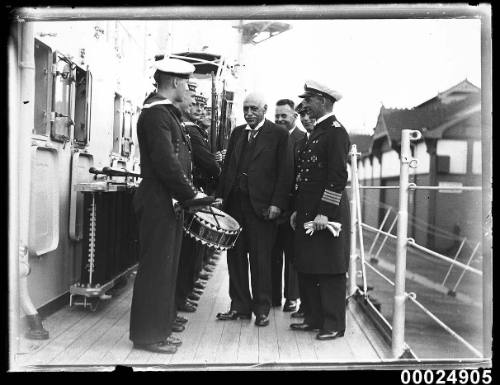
[271,99,306,312]
[130,58,204,354]
[290,80,351,341]
[216,92,293,326]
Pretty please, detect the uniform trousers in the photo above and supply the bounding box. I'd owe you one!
[271,221,300,304]
[175,233,198,308]
[300,272,346,332]
[226,189,277,316]
[130,203,183,344]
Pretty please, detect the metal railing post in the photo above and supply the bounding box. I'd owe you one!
[348,145,358,296]
[451,242,481,294]
[352,150,368,293]
[392,129,421,358]
[441,237,467,286]
[368,207,392,259]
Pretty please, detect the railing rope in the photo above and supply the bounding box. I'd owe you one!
[405,293,483,358]
[451,242,481,293]
[441,237,467,286]
[367,207,392,260]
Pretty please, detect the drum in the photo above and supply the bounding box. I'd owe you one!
[183,206,241,250]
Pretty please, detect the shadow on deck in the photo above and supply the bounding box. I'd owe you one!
[13,255,392,371]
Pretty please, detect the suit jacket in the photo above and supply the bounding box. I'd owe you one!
[217,119,293,219]
[293,114,351,274]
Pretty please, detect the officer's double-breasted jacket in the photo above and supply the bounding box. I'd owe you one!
[293,114,351,275]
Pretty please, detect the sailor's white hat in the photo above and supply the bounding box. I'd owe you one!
[154,58,195,79]
[298,80,343,102]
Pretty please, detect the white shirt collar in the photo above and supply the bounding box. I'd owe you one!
[245,118,266,137]
[288,125,297,135]
[314,111,335,126]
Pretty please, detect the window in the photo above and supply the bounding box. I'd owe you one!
[51,52,74,142]
[112,93,123,154]
[34,39,52,136]
[73,66,92,147]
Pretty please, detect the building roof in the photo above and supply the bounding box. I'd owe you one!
[374,83,481,145]
[350,134,373,156]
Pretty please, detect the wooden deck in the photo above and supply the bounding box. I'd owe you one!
[13,255,391,371]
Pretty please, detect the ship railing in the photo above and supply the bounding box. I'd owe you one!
[345,130,488,360]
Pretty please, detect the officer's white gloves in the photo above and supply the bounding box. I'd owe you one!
[304,214,342,237]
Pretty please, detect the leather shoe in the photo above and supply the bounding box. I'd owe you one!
[290,322,320,332]
[316,330,345,340]
[192,287,204,295]
[255,314,270,327]
[175,316,188,324]
[188,292,201,301]
[204,266,215,273]
[172,323,185,333]
[194,281,206,290]
[283,300,298,312]
[164,335,183,346]
[178,302,197,312]
[272,300,282,307]
[198,272,210,281]
[133,341,177,354]
[216,310,251,321]
[186,298,198,307]
[291,310,305,318]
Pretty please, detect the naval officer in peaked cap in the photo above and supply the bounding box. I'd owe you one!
[289,80,351,340]
[130,58,205,354]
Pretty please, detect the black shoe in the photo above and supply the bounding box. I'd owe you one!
[188,292,201,301]
[316,330,345,340]
[290,322,320,332]
[272,300,282,307]
[133,341,177,354]
[175,316,188,324]
[192,287,204,295]
[255,314,270,327]
[198,272,210,281]
[194,281,206,290]
[216,310,251,321]
[172,323,185,333]
[283,300,298,312]
[204,266,215,273]
[186,298,198,307]
[291,310,305,319]
[164,335,183,346]
[178,302,197,313]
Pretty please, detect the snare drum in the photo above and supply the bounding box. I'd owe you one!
[183,206,241,250]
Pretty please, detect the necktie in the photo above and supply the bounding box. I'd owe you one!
[248,129,257,143]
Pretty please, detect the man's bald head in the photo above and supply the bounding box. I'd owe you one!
[243,92,268,128]
[244,92,267,108]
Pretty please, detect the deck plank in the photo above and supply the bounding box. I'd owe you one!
[257,308,279,364]
[17,250,387,370]
[273,308,301,363]
[20,288,131,366]
[50,290,133,365]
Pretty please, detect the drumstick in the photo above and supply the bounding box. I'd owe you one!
[196,209,225,217]
[208,206,221,228]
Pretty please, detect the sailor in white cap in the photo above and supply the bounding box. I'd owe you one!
[130,57,205,354]
[290,80,351,341]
